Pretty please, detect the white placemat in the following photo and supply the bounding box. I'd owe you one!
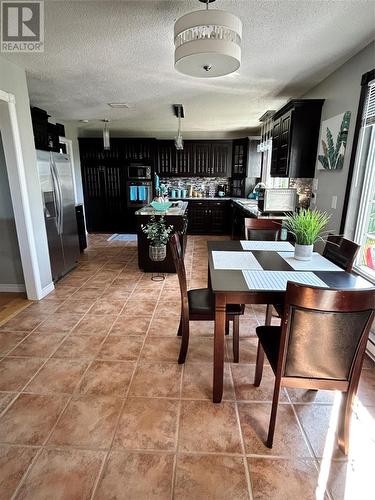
[242,270,328,291]
[241,240,294,252]
[212,251,263,270]
[278,252,342,271]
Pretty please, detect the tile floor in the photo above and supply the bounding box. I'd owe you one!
[0,293,30,327]
[0,234,374,499]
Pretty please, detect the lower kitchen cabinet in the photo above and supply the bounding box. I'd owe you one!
[187,200,230,235]
[231,201,252,240]
[136,214,187,272]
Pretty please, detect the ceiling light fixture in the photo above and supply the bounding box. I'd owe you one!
[103,119,110,150]
[173,104,184,150]
[174,0,242,78]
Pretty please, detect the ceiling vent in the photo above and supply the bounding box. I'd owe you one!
[107,103,130,108]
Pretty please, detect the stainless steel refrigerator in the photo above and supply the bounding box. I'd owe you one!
[37,150,80,282]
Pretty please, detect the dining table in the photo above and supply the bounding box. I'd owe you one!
[208,240,374,403]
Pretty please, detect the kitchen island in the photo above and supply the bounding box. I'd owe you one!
[135,201,188,272]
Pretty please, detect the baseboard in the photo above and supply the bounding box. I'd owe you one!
[38,282,55,300]
[0,283,26,293]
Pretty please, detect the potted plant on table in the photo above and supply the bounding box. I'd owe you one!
[284,209,330,261]
[141,215,173,262]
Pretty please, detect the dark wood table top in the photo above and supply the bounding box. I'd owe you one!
[208,240,373,294]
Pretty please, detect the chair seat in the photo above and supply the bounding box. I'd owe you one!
[188,288,244,316]
[256,325,282,372]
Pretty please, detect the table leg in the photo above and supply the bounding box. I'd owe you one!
[213,293,226,403]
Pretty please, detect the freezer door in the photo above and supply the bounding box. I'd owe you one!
[52,153,80,274]
[36,150,65,281]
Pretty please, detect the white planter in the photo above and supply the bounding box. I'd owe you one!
[294,243,313,261]
[149,245,167,262]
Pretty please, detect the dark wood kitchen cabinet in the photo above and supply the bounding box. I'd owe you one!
[156,140,232,177]
[80,162,127,233]
[230,138,248,197]
[187,200,230,234]
[79,138,156,163]
[210,141,232,176]
[270,99,324,178]
[232,138,248,177]
[79,138,156,233]
[157,141,177,176]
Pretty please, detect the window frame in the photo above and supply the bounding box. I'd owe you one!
[340,69,375,234]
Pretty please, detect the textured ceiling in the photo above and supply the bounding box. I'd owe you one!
[5,0,375,137]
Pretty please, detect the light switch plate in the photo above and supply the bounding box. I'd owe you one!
[331,195,337,209]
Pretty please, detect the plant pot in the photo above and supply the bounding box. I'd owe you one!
[294,243,313,261]
[149,244,167,262]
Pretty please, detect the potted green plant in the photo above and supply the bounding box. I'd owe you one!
[284,209,330,261]
[141,215,173,261]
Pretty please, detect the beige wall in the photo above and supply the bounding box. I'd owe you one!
[302,41,375,236]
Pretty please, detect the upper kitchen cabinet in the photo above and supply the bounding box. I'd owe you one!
[156,140,232,177]
[79,138,156,163]
[209,141,232,176]
[157,140,178,176]
[232,138,248,177]
[270,99,324,178]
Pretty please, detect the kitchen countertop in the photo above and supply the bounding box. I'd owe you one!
[171,197,233,201]
[135,198,288,219]
[135,201,188,216]
[232,199,288,219]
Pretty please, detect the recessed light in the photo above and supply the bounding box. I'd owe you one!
[108,103,130,109]
[80,119,89,123]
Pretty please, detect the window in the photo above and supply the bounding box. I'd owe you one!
[353,80,375,279]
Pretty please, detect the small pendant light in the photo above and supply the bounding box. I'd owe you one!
[103,119,110,150]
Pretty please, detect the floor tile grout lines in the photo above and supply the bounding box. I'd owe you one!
[170,330,186,499]
[88,267,168,500]
[285,389,335,500]
[230,361,254,500]
[4,246,141,498]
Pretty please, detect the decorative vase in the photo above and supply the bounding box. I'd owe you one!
[294,243,313,261]
[149,245,167,262]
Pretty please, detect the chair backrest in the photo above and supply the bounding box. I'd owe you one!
[280,283,375,382]
[169,232,188,306]
[323,235,360,272]
[244,218,281,241]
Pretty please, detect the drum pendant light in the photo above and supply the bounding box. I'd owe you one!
[174,0,242,78]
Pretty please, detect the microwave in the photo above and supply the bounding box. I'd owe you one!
[258,188,297,213]
[127,164,152,180]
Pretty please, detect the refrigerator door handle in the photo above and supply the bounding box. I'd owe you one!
[51,158,64,235]
[50,160,63,235]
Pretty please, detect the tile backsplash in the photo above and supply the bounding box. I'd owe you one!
[158,176,313,205]
[159,177,230,197]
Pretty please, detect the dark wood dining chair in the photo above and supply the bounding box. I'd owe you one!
[323,235,360,272]
[244,218,281,241]
[169,233,244,364]
[254,282,375,454]
[273,235,361,320]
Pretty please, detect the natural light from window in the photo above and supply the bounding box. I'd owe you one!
[354,80,375,280]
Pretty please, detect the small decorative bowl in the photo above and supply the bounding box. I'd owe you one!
[150,201,172,211]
